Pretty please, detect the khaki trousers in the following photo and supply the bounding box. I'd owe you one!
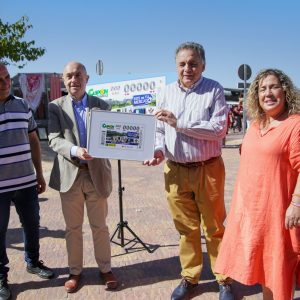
[164,157,227,284]
[60,169,111,275]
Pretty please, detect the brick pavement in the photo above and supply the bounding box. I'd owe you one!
[5,135,300,299]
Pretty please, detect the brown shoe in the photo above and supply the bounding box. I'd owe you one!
[64,274,81,293]
[100,271,118,290]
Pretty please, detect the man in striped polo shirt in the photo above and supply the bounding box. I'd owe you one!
[0,63,54,300]
[144,43,233,300]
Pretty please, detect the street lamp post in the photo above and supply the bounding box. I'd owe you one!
[238,64,252,134]
[96,59,103,76]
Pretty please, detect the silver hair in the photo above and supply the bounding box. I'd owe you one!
[175,42,206,65]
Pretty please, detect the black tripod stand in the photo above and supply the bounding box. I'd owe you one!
[110,160,153,253]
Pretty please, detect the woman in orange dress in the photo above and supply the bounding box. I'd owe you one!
[215,69,300,300]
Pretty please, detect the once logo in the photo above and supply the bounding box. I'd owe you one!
[102,124,114,129]
[87,88,108,97]
[99,89,108,97]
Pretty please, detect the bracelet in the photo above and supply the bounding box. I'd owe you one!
[292,193,300,198]
[291,201,300,207]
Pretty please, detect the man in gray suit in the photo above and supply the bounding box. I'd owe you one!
[48,61,118,293]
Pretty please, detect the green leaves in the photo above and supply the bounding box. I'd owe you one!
[0,16,46,69]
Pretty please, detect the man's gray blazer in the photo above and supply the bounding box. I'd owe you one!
[48,94,112,198]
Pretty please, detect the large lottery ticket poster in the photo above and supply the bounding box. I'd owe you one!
[87,110,156,161]
[86,76,165,114]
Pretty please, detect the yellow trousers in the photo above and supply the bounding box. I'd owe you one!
[164,157,227,284]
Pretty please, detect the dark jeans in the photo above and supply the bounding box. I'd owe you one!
[0,186,40,280]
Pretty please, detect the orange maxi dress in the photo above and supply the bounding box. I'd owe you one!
[215,115,300,300]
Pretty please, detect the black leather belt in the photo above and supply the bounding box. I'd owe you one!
[78,164,89,170]
[168,156,219,168]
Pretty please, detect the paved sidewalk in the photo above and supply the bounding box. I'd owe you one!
[5,135,300,299]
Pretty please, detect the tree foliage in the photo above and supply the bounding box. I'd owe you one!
[0,16,46,69]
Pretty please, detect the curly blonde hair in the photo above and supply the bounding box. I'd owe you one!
[247,69,300,123]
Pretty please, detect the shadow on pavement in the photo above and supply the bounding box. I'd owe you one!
[6,227,65,251]
[7,253,263,300]
[9,268,68,300]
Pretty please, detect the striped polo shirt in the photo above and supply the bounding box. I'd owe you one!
[155,77,228,163]
[0,95,37,193]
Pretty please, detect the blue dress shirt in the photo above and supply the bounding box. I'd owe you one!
[70,94,88,157]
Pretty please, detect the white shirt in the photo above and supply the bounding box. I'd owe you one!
[155,77,228,163]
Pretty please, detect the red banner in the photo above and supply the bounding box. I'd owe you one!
[50,74,62,101]
[19,73,45,111]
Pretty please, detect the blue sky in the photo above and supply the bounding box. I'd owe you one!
[2,0,300,88]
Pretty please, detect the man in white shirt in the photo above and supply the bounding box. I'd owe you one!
[144,42,233,300]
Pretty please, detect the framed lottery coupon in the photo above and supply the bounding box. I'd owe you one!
[87,110,156,161]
